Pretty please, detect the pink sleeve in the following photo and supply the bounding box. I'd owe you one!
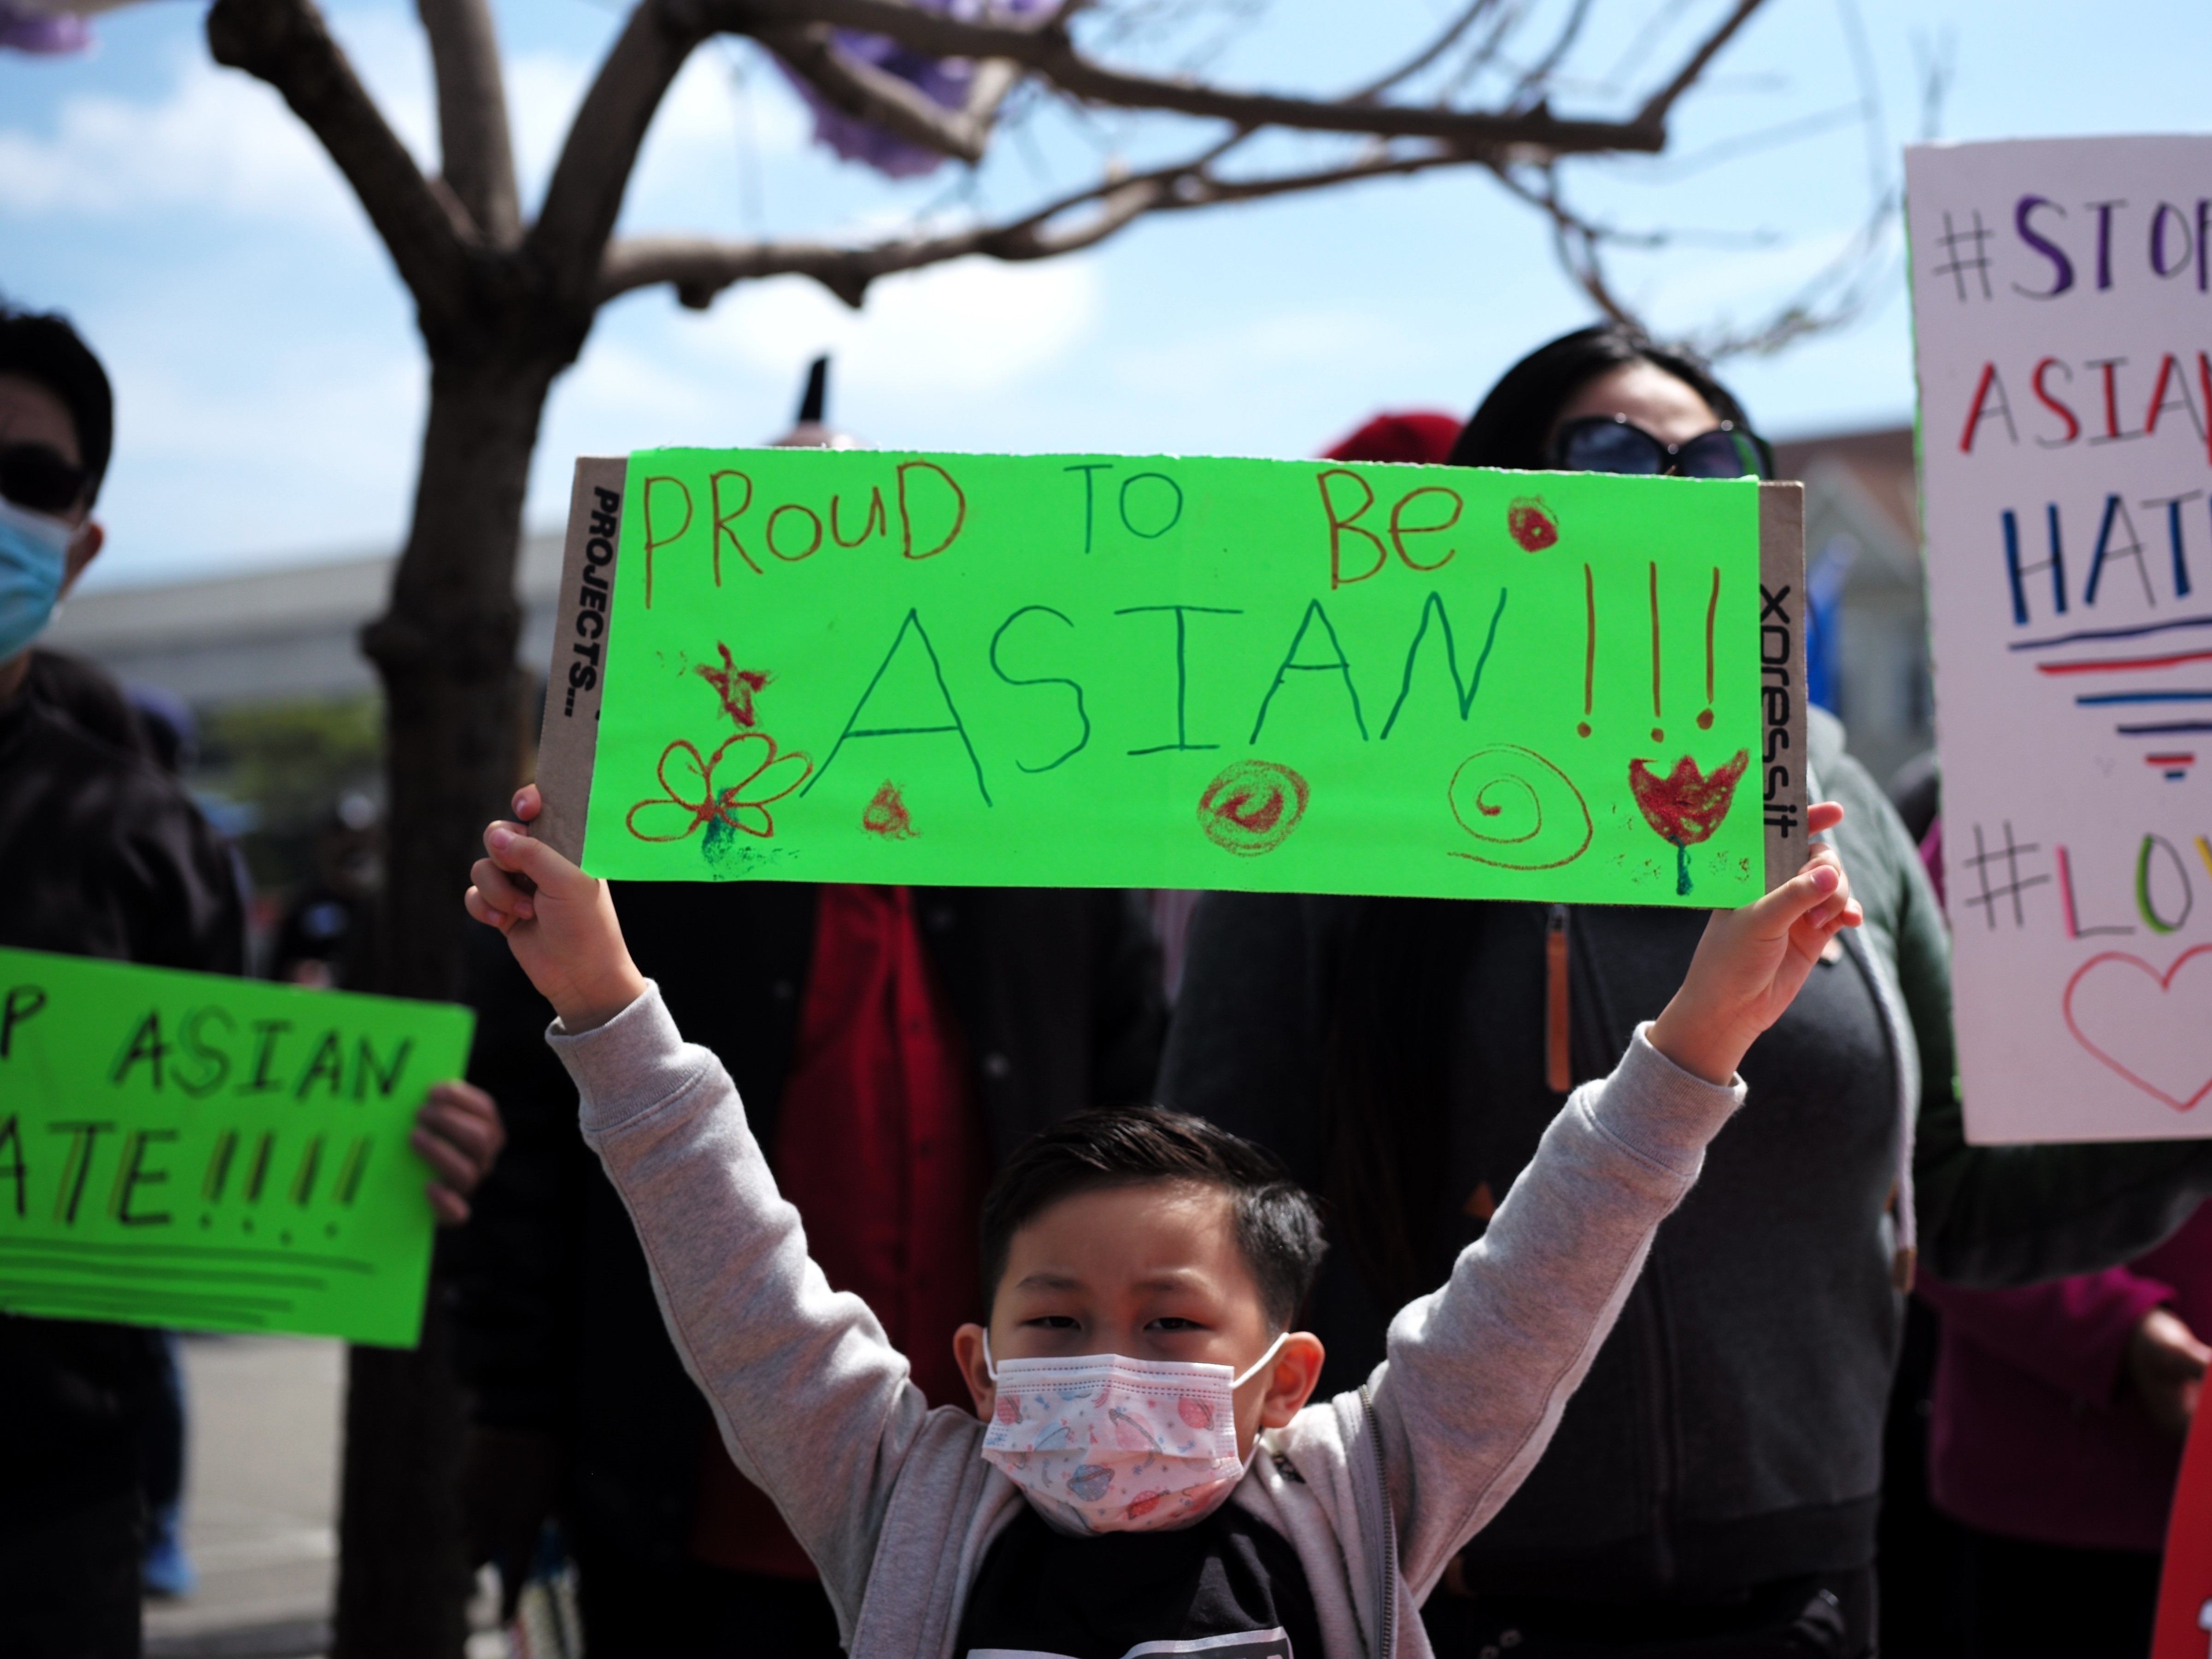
[1917,1265,2174,1403]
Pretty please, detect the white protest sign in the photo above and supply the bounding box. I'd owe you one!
[1909,135,2212,1143]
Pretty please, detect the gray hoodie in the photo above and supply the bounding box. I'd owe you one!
[550,983,1745,1659]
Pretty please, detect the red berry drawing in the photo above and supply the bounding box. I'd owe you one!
[1507,498,1559,551]
[863,780,916,839]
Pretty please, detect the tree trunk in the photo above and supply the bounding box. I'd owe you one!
[366,356,557,1005]
[333,353,560,1659]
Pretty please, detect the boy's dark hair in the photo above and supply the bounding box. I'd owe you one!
[0,305,114,508]
[980,1106,1326,1331]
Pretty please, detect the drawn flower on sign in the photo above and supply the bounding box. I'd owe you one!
[1627,749,1750,896]
[627,732,814,843]
[697,642,770,729]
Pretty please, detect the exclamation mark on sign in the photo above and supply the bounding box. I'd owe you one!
[1698,566,1719,731]
[291,1135,324,1207]
[245,1133,274,1204]
[334,1138,372,1206]
[202,1131,237,1203]
[1578,564,1596,737]
[1648,562,1664,743]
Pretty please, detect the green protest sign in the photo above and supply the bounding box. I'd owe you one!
[0,948,474,1347]
[537,450,1807,904]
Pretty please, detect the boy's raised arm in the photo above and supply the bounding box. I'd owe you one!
[1363,812,1863,1601]
[466,793,925,1626]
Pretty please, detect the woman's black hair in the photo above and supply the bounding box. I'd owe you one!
[1319,324,1753,1312]
[1444,322,1751,472]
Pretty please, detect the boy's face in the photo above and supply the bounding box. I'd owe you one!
[953,1178,1325,1459]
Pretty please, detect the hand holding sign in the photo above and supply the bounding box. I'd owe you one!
[467,786,649,1033]
[1647,801,1862,1086]
[411,1079,504,1226]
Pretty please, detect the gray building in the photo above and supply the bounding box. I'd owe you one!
[47,531,568,709]
[1771,425,1931,792]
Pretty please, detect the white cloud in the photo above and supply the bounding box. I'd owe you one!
[0,47,357,221]
[0,7,439,226]
[1109,305,1418,401]
[0,10,824,242]
[695,254,1103,400]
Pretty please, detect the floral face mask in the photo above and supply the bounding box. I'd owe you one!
[979,1332,1288,1535]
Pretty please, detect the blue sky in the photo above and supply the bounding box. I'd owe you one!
[4,0,2211,587]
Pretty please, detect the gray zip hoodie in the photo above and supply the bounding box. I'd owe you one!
[551,983,1744,1659]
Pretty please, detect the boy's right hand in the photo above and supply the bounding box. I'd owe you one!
[465,784,647,1032]
[1646,801,1862,1087]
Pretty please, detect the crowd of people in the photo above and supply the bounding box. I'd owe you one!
[3,299,2208,1659]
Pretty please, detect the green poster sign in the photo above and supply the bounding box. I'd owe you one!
[547,450,1801,906]
[0,948,474,1347]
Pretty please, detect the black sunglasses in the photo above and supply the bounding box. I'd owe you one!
[1550,414,1774,482]
[0,443,89,515]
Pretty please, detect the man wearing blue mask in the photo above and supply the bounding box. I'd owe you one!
[0,305,506,1656]
[0,305,248,1658]
[0,308,242,975]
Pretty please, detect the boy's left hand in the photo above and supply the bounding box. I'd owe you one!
[411,1080,505,1226]
[1647,801,1862,1087]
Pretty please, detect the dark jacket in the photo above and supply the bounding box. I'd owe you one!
[1160,709,2212,1600]
[449,880,1167,1565]
[0,677,246,1526]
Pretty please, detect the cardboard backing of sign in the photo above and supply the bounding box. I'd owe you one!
[1761,480,1810,892]
[537,453,1807,898]
[535,455,625,863]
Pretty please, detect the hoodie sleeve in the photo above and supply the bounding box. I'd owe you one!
[547,982,928,1627]
[1367,1026,1744,1599]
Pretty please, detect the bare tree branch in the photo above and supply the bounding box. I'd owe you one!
[1509,0,1596,112]
[600,136,1467,310]
[1632,0,1768,128]
[678,0,1679,153]
[417,0,521,246]
[1344,0,1497,105]
[528,3,707,313]
[207,0,471,317]
[763,24,998,163]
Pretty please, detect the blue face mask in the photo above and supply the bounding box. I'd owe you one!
[0,495,73,664]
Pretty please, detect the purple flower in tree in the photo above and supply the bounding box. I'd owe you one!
[1,2,92,53]
[774,0,1053,179]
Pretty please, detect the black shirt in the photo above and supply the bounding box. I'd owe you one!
[954,1502,1324,1659]
[0,680,244,973]
[0,681,246,1524]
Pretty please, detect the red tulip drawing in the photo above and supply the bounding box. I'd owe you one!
[1627,749,1749,895]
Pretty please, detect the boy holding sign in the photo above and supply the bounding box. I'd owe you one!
[465,780,1860,1659]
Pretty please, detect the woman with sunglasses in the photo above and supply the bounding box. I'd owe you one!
[1162,324,2212,1658]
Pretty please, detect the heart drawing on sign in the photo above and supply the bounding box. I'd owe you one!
[2062,946,2212,1112]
